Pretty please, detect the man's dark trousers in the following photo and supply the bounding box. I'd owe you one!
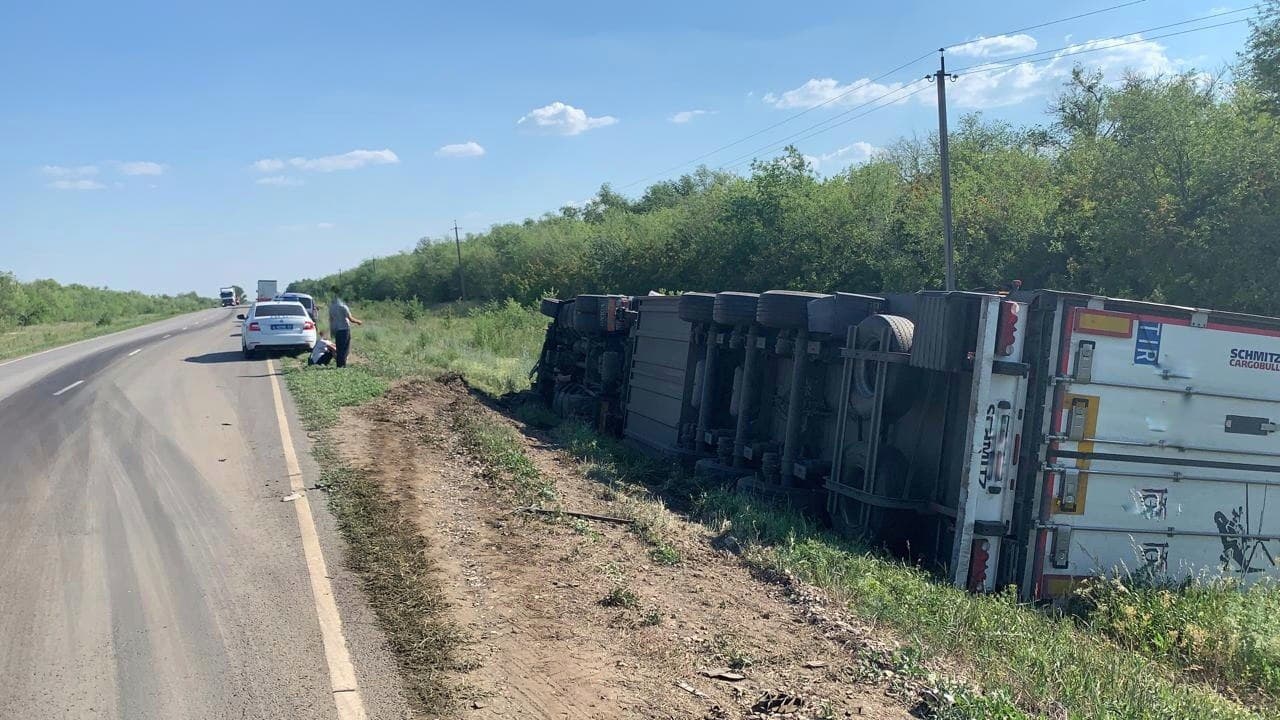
[334,329,351,367]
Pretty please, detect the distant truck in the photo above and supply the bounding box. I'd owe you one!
[219,287,238,306]
[257,280,278,302]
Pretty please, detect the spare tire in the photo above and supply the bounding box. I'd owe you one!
[678,292,716,324]
[757,290,830,330]
[713,292,760,326]
[849,314,918,420]
[574,295,606,333]
[540,297,563,318]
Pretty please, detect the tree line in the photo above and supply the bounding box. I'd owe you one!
[0,272,212,327]
[293,6,1280,316]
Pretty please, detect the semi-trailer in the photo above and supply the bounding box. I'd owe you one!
[536,287,1280,601]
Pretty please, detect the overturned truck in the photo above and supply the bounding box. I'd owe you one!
[535,288,1280,601]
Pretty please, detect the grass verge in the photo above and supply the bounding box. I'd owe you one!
[0,311,200,362]
[540,417,1262,720]
[284,360,468,711]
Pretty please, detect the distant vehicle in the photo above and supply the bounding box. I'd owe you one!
[239,301,316,359]
[274,292,316,320]
[219,287,238,306]
[257,279,278,302]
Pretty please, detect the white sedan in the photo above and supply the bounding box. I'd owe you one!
[240,301,317,359]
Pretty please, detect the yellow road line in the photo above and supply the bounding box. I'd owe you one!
[267,359,369,720]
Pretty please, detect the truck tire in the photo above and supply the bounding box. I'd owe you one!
[850,314,917,420]
[757,290,829,330]
[574,295,606,333]
[678,292,716,324]
[540,297,563,318]
[713,292,760,326]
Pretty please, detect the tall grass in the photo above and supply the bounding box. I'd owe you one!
[1077,575,1280,698]
[335,299,546,395]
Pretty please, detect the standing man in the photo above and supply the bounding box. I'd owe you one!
[328,288,363,368]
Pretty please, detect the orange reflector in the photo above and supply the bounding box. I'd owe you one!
[1074,310,1134,337]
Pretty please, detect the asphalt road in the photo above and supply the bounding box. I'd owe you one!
[0,309,410,720]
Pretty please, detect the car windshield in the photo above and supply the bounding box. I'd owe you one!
[253,304,306,318]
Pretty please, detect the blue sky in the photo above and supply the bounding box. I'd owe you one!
[0,0,1253,295]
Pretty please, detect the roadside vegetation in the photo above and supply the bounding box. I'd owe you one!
[0,271,214,361]
[283,301,1277,719]
[276,9,1280,717]
[291,5,1280,320]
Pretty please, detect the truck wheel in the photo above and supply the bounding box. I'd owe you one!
[850,314,917,420]
[677,292,716,324]
[713,292,760,326]
[757,290,829,330]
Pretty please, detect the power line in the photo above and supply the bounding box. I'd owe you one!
[954,7,1257,75]
[944,0,1149,50]
[617,0,1157,192]
[616,51,935,191]
[715,81,928,170]
[717,10,1253,174]
[720,83,934,172]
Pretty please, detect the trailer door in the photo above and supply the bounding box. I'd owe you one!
[1035,304,1280,599]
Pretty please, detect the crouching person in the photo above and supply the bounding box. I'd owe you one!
[309,330,337,366]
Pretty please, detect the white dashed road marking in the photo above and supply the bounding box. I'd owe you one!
[52,380,84,397]
[163,334,172,339]
[127,348,142,357]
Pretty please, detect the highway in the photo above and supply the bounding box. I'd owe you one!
[0,309,409,720]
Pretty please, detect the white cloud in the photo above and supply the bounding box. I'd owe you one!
[950,34,1038,58]
[41,164,99,178]
[435,141,486,158]
[119,161,166,176]
[253,158,285,172]
[804,141,882,172]
[316,222,335,230]
[48,179,106,190]
[517,102,617,135]
[670,109,714,124]
[252,149,400,173]
[256,175,304,186]
[946,34,1178,109]
[281,221,336,231]
[763,78,908,109]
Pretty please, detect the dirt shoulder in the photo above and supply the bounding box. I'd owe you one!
[336,376,918,720]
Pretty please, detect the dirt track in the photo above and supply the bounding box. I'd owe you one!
[339,378,917,719]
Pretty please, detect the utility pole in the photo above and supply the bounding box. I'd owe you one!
[928,49,958,291]
[453,220,466,301]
